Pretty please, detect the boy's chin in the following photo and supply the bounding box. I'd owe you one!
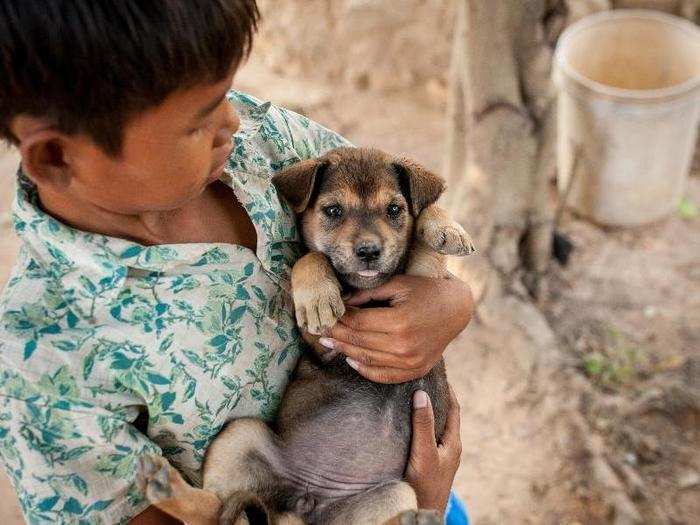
[206,163,226,184]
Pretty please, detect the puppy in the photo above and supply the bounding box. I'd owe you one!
[136,147,474,525]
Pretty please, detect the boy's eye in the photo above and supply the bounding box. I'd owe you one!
[189,118,214,135]
[188,125,206,136]
[387,204,402,218]
[323,205,343,219]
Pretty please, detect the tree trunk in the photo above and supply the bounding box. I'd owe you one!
[444,0,557,300]
[444,0,610,301]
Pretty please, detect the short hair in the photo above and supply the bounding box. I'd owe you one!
[0,0,259,156]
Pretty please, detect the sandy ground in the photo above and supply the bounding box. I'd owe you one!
[1,63,698,523]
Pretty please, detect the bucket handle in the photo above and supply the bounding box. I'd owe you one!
[554,140,583,229]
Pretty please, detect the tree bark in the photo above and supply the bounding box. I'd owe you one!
[445,0,562,299]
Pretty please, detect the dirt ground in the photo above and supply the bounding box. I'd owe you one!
[1,62,699,524]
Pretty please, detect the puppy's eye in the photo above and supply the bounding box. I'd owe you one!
[323,205,343,219]
[386,204,403,218]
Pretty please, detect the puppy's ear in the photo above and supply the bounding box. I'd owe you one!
[272,159,330,213]
[392,157,446,217]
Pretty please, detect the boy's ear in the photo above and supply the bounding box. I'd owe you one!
[392,157,446,217]
[272,158,330,213]
[15,119,73,191]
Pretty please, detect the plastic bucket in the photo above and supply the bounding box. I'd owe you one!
[554,10,700,226]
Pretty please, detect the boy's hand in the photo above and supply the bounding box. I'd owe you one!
[319,274,473,384]
[406,388,462,512]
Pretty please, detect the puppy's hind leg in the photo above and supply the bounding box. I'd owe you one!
[324,480,419,525]
[136,455,222,525]
[203,418,289,525]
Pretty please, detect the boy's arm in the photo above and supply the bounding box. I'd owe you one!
[130,505,181,524]
[406,388,462,513]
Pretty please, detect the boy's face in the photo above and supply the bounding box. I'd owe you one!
[62,70,239,215]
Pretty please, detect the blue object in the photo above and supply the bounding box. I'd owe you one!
[445,491,469,525]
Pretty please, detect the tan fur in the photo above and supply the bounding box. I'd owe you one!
[324,481,416,525]
[416,204,476,257]
[136,455,222,525]
[202,418,277,502]
[407,204,476,277]
[291,252,344,335]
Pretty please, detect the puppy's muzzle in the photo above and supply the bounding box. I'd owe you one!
[355,241,381,263]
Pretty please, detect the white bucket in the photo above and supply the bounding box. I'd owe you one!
[554,10,700,227]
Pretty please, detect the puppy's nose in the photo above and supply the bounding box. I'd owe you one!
[355,243,381,262]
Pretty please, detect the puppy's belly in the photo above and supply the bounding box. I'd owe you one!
[269,356,448,521]
[276,388,411,502]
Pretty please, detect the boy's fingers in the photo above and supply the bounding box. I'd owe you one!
[320,335,407,369]
[344,277,406,307]
[336,305,398,333]
[339,301,420,335]
[345,359,424,384]
[327,322,395,353]
[409,390,438,467]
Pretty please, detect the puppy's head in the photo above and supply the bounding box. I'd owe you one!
[273,147,445,289]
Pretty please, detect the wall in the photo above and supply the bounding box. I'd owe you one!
[250,0,455,92]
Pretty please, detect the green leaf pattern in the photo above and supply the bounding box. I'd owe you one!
[0,90,351,523]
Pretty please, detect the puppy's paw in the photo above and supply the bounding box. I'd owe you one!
[136,454,192,506]
[420,221,476,257]
[136,455,175,503]
[396,509,442,525]
[293,283,345,335]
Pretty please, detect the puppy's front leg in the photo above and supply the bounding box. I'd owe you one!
[416,204,475,257]
[407,204,475,278]
[291,251,345,335]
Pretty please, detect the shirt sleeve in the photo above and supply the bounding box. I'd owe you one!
[0,393,161,525]
[265,102,354,159]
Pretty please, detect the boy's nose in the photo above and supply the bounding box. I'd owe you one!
[213,106,240,149]
[222,104,240,133]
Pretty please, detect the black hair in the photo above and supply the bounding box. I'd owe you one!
[0,0,259,155]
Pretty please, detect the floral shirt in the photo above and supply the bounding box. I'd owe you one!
[0,91,350,524]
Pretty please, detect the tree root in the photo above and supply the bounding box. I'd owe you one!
[570,413,644,525]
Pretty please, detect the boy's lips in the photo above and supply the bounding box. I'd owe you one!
[208,144,234,181]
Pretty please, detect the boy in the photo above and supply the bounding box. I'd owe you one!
[0,1,472,523]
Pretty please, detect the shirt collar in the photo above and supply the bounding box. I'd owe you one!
[13,173,259,317]
[229,92,271,140]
